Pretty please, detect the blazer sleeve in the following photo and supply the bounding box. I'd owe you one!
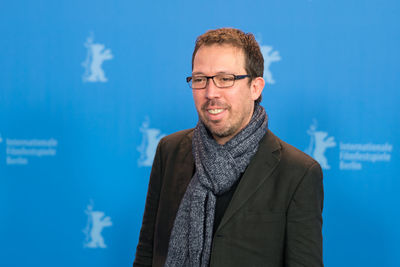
[285,162,324,267]
[133,139,164,267]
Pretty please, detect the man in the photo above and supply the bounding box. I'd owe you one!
[133,28,324,267]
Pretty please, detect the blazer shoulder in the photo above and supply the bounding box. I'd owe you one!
[270,131,320,171]
[158,128,194,155]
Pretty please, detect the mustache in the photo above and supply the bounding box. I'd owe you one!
[201,99,230,111]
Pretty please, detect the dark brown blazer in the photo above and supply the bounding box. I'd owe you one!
[134,129,324,267]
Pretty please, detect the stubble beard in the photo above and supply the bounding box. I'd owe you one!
[204,118,236,138]
[200,101,251,140]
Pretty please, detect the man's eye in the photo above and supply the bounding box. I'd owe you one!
[193,77,206,83]
[219,76,234,82]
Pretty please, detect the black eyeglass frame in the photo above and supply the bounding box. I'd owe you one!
[186,74,251,89]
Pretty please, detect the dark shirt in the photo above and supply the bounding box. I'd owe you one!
[213,176,241,236]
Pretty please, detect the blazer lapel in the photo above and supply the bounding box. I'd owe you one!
[176,131,195,194]
[216,130,282,232]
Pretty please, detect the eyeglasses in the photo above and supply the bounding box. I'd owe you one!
[186,74,250,89]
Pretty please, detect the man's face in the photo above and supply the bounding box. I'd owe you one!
[192,44,262,144]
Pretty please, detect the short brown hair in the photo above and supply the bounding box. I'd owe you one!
[192,28,264,104]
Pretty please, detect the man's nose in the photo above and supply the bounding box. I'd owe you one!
[205,78,221,99]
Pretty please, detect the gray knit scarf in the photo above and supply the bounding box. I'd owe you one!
[164,104,268,267]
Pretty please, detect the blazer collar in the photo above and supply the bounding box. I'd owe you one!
[181,129,282,232]
[178,129,195,183]
[216,129,282,232]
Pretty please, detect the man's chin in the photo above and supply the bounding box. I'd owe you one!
[201,117,234,137]
[208,125,234,139]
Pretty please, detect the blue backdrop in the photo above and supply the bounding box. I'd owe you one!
[1,0,399,266]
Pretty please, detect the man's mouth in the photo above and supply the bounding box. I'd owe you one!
[207,108,224,115]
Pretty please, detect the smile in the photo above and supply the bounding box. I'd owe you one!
[207,109,225,114]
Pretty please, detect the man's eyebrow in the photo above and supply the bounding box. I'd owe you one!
[192,71,232,76]
[192,72,205,76]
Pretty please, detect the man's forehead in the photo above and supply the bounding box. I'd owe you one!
[193,44,245,73]
[196,43,243,56]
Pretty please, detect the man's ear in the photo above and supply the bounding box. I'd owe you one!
[250,77,265,101]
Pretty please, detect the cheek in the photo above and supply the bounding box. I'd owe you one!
[228,90,252,107]
[192,92,204,110]
[231,92,254,116]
